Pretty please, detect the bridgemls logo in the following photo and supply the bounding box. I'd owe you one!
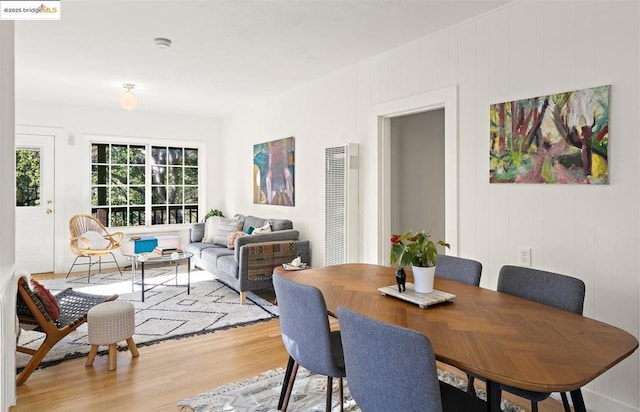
[0,1,60,20]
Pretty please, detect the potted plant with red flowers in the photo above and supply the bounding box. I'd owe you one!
[390,231,450,293]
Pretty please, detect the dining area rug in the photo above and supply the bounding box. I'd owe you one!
[178,367,524,412]
[16,269,278,370]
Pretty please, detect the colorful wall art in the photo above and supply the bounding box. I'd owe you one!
[490,85,610,184]
[253,136,295,206]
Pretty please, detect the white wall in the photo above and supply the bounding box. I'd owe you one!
[15,100,223,273]
[222,1,640,410]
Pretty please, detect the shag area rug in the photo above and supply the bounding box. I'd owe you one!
[17,269,278,370]
[178,367,524,412]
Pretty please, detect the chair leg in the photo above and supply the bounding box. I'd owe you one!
[561,392,571,411]
[466,374,476,396]
[325,376,333,412]
[110,252,124,276]
[87,256,93,283]
[278,356,295,409]
[281,360,299,411]
[16,334,61,385]
[66,256,81,278]
[338,377,344,412]
[531,400,538,412]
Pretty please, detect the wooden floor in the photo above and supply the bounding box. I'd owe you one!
[10,273,568,412]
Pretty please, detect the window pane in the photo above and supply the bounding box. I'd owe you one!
[184,186,198,204]
[129,207,145,226]
[92,208,109,226]
[169,206,183,224]
[111,165,128,185]
[168,186,183,204]
[185,148,198,166]
[16,148,41,207]
[110,186,128,205]
[92,165,108,185]
[152,146,167,165]
[110,207,127,227]
[92,144,109,164]
[152,206,167,224]
[184,206,198,223]
[92,187,108,206]
[130,166,145,185]
[152,187,167,204]
[111,145,128,164]
[129,145,146,164]
[168,166,183,185]
[152,166,166,185]
[168,147,183,165]
[184,167,198,185]
[129,186,145,205]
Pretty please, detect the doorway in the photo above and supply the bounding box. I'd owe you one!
[15,133,55,274]
[389,109,445,242]
[375,85,458,263]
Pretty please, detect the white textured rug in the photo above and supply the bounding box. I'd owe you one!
[178,367,524,412]
[17,269,278,370]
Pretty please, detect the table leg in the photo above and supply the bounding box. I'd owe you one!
[570,389,586,412]
[141,261,145,302]
[175,261,178,286]
[485,380,501,412]
[131,260,136,292]
[187,257,191,295]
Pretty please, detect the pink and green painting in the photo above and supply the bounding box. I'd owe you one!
[490,85,609,184]
[253,137,295,206]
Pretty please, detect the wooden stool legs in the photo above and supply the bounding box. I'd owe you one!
[85,337,139,370]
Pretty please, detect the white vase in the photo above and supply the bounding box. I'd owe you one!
[412,265,436,293]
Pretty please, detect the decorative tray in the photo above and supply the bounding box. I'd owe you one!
[378,283,456,308]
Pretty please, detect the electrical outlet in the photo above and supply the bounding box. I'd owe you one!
[518,247,531,267]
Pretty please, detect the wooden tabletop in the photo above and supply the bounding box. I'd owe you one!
[281,263,638,394]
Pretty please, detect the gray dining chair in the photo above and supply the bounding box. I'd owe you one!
[337,306,486,412]
[435,255,482,286]
[273,274,346,412]
[467,265,586,412]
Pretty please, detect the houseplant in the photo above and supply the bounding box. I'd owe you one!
[390,231,450,293]
[202,208,224,222]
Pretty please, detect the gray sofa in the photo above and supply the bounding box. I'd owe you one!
[186,214,310,304]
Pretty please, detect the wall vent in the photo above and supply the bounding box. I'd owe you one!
[325,144,359,266]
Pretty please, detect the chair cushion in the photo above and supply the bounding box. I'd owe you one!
[82,231,110,249]
[30,278,60,321]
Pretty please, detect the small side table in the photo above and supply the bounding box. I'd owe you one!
[131,252,193,302]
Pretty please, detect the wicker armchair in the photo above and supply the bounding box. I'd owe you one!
[16,276,118,385]
[67,214,124,281]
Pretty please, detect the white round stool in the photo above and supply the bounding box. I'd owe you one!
[86,301,139,371]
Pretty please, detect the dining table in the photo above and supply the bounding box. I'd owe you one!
[280,263,639,412]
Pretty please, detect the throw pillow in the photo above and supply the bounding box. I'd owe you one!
[81,230,110,249]
[245,226,255,235]
[213,218,244,246]
[252,221,272,235]
[30,278,60,321]
[203,216,222,243]
[226,231,245,249]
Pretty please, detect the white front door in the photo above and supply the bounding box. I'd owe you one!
[15,133,55,274]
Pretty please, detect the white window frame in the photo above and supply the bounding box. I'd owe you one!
[83,134,207,233]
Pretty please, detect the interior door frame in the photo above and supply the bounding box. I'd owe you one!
[374,86,458,263]
[16,125,66,274]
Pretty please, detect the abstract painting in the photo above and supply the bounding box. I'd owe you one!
[253,137,295,206]
[490,85,610,184]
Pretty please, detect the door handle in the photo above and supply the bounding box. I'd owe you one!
[46,208,53,214]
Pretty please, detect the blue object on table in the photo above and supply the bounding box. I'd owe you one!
[134,237,158,253]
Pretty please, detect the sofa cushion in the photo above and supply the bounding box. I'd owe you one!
[227,231,245,249]
[213,218,244,246]
[202,246,235,263]
[217,255,239,279]
[270,218,293,231]
[203,216,223,243]
[185,242,219,259]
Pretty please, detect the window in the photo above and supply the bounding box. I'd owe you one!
[16,148,41,207]
[91,143,199,227]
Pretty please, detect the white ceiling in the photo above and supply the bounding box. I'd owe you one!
[15,0,509,118]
